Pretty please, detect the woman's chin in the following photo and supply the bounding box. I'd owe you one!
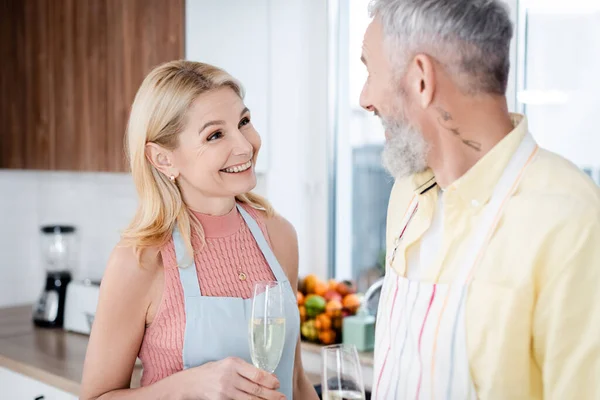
[219,168,257,194]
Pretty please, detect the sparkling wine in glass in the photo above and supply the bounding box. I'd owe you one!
[321,344,366,400]
[249,281,286,373]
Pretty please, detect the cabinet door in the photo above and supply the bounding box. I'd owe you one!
[0,0,184,172]
[0,367,78,400]
[106,0,185,172]
[0,0,109,171]
[54,0,109,172]
[0,0,54,170]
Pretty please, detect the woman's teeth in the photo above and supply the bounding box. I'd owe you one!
[222,160,252,173]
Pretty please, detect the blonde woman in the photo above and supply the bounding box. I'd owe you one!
[81,61,319,400]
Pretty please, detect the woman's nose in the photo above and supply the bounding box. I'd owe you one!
[231,130,253,156]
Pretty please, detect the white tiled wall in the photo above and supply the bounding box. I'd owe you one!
[0,169,268,308]
[0,170,137,308]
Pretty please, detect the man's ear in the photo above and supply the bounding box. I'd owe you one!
[407,53,436,109]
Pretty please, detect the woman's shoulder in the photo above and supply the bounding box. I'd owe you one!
[109,240,162,271]
[238,202,294,234]
[240,204,296,242]
[102,240,163,302]
[263,212,297,242]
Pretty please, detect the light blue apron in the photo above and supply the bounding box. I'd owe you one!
[173,204,299,398]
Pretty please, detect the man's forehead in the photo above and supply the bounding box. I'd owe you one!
[361,21,373,59]
[362,19,381,61]
[368,19,384,45]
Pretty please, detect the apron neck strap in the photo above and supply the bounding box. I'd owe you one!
[453,132,538,283]
[173,203,298,297]
[236,204,289,283]
[173,226,203,297]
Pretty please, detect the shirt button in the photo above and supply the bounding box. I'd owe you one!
[471,199,480,207]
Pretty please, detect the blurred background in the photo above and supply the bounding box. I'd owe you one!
[2,0,599,306]
[0,0,599,396]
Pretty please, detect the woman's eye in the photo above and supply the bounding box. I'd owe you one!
[207,131,223,141]
[239,117,251,128]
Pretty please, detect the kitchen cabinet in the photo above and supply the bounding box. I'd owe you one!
[0,0,184,172]
[0,367,77,400]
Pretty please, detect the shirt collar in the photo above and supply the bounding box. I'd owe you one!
[411,113,529,206]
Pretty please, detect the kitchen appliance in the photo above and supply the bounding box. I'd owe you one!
[64,279,100,335]
[342,306,376,352]
[33,225,77,328]
[339,278,382,352]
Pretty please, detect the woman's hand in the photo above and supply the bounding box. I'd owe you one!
[180,357,285,400]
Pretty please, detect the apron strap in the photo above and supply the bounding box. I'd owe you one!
[236,204,289,283]
[453,132,538,283]
[173,226,203,297]
[174,203,290,299]
[387,195,419,272]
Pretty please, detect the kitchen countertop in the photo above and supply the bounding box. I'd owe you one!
[301,341,374,366]
[0,305,374,396]
[0,305,138,396]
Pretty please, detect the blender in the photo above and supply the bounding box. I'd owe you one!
[33,225,77,328]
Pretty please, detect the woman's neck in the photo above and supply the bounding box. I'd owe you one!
[184,193,236,216]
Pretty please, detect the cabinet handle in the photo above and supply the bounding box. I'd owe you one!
[35,396,45,400]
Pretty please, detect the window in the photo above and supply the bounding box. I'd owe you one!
[329,0,600,288]
[516,0,600,183]
[330,0,390,291]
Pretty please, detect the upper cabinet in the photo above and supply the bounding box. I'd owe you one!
[0,0,184,172]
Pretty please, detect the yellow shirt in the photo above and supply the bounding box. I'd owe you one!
[386,114,600,399]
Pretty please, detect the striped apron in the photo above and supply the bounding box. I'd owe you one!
[372,133,538,399]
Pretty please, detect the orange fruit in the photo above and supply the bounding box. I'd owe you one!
[318,329,337,345]
[297,292,305,306]
[325,299,343,318]
[313,280,328,297]
[315,313,332,331]
[298,305,307,323]
[328,279,338,291]
[304,274,319,294]
[342,294,361,314]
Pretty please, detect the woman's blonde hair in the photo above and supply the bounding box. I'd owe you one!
[122,60,273,264]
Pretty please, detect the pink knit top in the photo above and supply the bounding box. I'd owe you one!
[138,203,276,386]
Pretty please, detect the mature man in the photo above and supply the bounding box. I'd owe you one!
[360,0,600,399]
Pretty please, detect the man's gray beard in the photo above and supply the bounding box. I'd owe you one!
[381,116,429,180]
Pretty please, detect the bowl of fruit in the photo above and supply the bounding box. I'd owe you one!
[297,274,361,345]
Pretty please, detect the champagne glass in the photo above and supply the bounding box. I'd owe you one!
[321,344,365,400]
[249,281,286,373]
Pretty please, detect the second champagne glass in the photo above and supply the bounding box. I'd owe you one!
[321,344,366,400]
[249,281,286,373]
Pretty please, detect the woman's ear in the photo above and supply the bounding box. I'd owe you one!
[145,143,179,180]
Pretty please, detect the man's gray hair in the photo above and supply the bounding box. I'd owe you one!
[369,0,513,95]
